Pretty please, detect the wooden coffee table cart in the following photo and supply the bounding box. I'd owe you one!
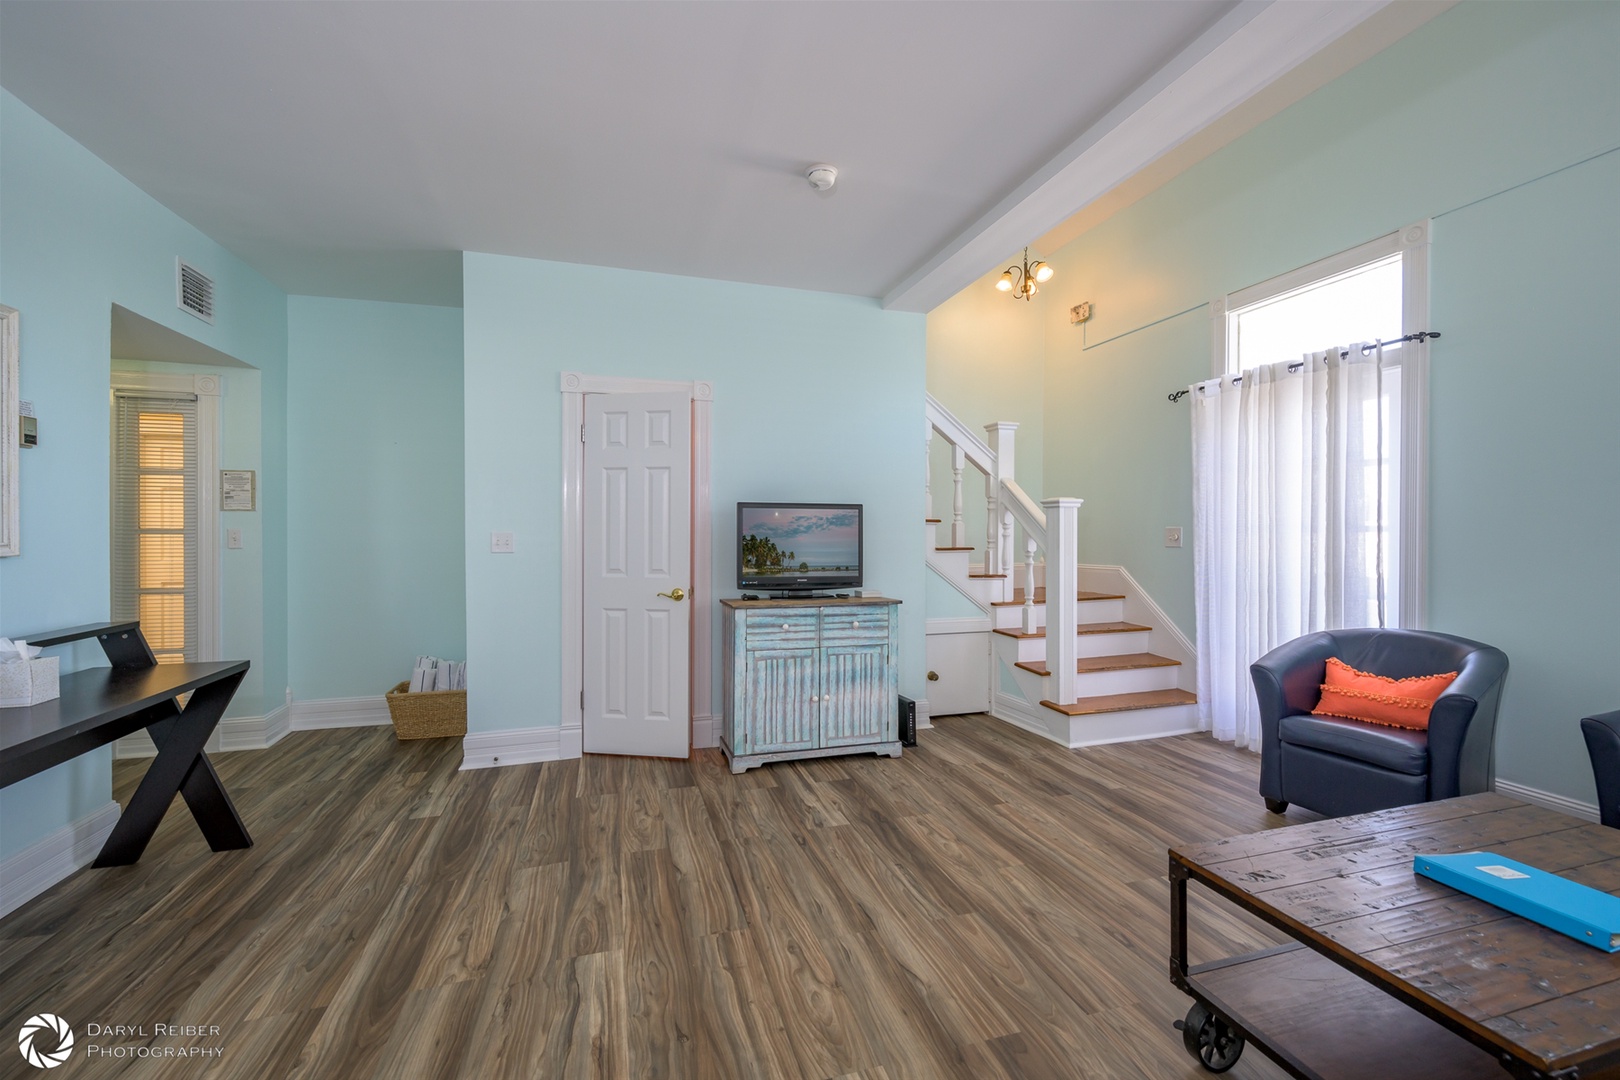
[1169,793,1620,1079]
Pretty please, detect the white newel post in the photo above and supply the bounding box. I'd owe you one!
[950,446,966,548]
[1023,536,1039,634]
[1043,498,1083,705]
[984,422,1018,582]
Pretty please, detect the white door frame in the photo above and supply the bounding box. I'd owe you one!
[110,370,224,759]
[560,372,714,759]
[109,369,223,662]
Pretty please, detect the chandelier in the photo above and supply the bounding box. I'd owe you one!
[996,247,1053,301]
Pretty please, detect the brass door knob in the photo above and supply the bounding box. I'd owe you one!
[657,587,687,602]
[927,671,940,682]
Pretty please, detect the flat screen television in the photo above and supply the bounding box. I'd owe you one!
[737,502,863,595]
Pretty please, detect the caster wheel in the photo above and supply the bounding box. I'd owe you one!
[1178,1003,1245,1072]
[1264,798,1289,815]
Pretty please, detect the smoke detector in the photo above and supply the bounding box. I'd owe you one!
[805,164,838,192]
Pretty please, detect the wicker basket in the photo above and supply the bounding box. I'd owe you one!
[385,681,467,740]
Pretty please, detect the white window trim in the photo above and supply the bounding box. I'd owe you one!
[558,372,715,759]
[109,370,223,662]
[1208,220,1431,629]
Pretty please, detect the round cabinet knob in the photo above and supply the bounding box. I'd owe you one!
[810,695,819,703]
[851,619,859,628]
[782,623,791,631]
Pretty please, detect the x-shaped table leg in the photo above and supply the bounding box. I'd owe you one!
[94,669,252,867]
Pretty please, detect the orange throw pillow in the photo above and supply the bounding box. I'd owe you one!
[1311,656,1459,731]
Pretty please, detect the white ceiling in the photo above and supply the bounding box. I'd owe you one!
[1,1,1397,311]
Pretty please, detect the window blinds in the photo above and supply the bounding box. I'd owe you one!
[111,391,198,664]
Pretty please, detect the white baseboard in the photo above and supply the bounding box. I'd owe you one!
[693,714,720,750]
[290,695,392,730]
[1494,779,1600,823]
[220,703,291,751]
[0,802,121,919]
[115,702,299,759]
[912,697,933,730]
[461,727,562,771]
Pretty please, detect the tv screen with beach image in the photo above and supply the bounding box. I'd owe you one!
[739,505,862,582]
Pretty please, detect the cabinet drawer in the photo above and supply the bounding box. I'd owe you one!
[744,610,819,648]
[819,609,890,646]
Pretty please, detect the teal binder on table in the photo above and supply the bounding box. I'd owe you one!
[1414,852,1620,952]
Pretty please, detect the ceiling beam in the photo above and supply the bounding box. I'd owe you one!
[882,0,1393,314]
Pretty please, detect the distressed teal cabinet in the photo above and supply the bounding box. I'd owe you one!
[719,597,902,774]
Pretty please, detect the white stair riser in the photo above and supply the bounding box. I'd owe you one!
[988,694,1200,749]
[1000,629,1154,664]
[1061,703,1200,748]
[994,605,1044,631]
[1071,665,1181,696]
[1075,631,1153,658]
[991,597,1124,630]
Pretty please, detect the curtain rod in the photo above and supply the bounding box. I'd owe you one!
[1167,331,1441,402]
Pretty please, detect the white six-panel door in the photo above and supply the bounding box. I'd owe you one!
[583,391,692,757]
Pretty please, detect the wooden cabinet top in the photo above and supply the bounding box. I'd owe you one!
[719,596,901,610]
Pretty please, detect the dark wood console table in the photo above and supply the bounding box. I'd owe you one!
[0,621,251,866]
[1169,794,1620,1079]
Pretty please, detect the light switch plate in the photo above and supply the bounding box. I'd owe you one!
[491,531,515,554]
[1165,526,1183,548]
[226,528,243,549]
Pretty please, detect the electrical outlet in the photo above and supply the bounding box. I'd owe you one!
[491,531,515,554]
[1165,526,1183,548]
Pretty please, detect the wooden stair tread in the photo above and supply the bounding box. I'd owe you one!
[1015,652,1181,676]
[990,589,1125,607]
[967,572,1008,579]
[925,518,942,523]
[1038,688,1198,717]
[935,546,975,552]
[993,621,1150,639]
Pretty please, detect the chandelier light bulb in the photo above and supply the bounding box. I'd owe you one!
[996,272,1014,292]
[1033,262,1053,284]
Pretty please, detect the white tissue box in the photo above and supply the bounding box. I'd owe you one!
[0,656,60,707]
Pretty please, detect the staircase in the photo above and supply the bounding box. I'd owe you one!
[926,395,1199,748]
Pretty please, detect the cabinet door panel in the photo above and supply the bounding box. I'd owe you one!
[741,648,819,754]
[820,644,889,746]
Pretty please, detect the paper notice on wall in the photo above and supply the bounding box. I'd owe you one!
[221,469,256,511]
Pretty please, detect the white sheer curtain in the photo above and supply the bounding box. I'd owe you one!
[1192,343,1398,747]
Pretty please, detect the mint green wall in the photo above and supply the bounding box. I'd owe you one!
[925,268,1047,564]
[287,296,465,700]
[978,1,1620,802]
[0,91,289,858]
[463,253,925,735]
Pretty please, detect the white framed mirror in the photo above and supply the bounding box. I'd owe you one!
[1,304,18,557]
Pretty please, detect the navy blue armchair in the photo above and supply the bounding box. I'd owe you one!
[1581,710,1620,828]
[1250,629,1508,818]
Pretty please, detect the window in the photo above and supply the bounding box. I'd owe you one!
[111,392,198,664]
[1210,222,1431,629]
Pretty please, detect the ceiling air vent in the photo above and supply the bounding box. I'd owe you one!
[176,258,215,324]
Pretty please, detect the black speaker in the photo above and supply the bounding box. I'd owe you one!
[898,695,917,747]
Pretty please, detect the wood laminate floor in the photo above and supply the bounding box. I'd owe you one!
[1,717,1320,1080]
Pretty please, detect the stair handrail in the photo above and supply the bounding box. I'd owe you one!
[925,393,995,476]
[999,478,1046,541]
